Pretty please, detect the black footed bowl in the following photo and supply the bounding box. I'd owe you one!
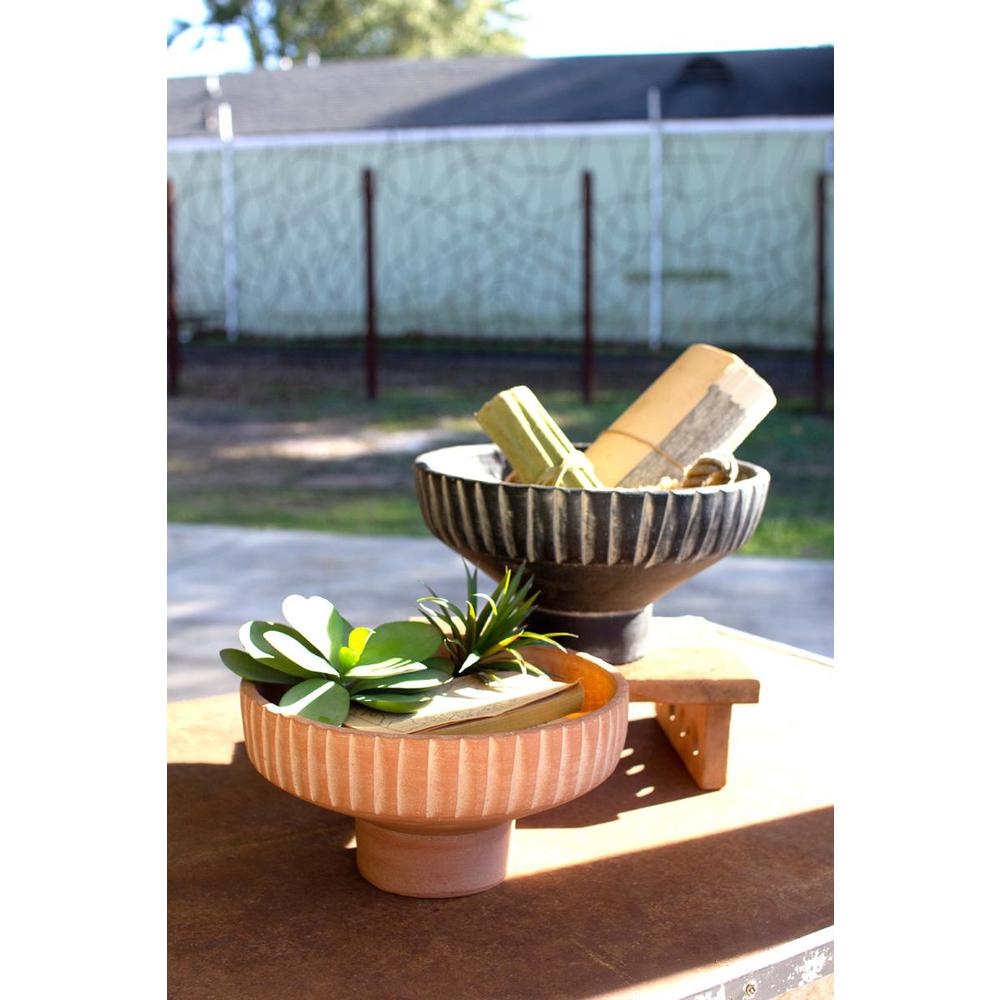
[413,443,770,664]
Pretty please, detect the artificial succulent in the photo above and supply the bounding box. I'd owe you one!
[219,567,569,726]
[418,564,569,678]
[219,595,451,726]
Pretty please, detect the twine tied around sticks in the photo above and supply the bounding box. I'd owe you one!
[601,430,738,489]
[601,428,687,474]
[678,452,739,488]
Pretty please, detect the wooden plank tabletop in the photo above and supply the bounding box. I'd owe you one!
[168,625,834,1000]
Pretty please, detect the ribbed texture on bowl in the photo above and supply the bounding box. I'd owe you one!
[413,444,769,619]
[415,452,769,568]
[239,653,628,828]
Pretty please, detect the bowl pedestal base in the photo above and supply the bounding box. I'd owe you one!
[355,819,514,898]
[529,605,652,664]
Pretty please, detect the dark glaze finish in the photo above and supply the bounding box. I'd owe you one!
[414,443,770,661]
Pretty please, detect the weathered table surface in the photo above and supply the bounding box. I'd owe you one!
[168,624,834,1000]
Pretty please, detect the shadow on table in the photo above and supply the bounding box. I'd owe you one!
[519,715,708,827]
[168,741,357,858]
[169,740,832,1000]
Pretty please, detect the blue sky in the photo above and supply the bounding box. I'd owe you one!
[167,1,832,77]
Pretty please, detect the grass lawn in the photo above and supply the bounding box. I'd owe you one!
[169,351,832,558]
[169,488,424,535]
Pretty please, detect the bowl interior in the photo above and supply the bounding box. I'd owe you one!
[416,441,763,493]
[250,647,621,734]
[522,646,620,715]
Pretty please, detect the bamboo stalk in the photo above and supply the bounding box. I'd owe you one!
[476,386,605,488]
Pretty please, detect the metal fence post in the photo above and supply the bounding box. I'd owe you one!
[363,167,379,401]
[168,179,180,397]
[582,170,594,405]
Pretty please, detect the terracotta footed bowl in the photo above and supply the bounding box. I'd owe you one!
[240,647,628,898]
[413,443,770,663]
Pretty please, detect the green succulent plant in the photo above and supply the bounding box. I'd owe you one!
[219,595,452,727]
[220,568,571,727]
[418,564,570,678]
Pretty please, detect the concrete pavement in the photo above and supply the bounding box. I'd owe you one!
[168,523,833,701]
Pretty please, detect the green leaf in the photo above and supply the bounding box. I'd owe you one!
[327,608,353,654]
[239,621,322,678]
[517,631,572,647]
[458,651,482,673]
[422,657,456,675]
[274,679,350,726]
[347,666,451,694]
[280,595,351,659]
[418,595,467,637]
[219,648,296,684]
[351,690,434,714]
[239,620,274,659]
[346,658,428,678]
[262,629,338,677]
[357,620,442,665]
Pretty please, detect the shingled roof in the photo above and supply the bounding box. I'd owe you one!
[168,47,833,138]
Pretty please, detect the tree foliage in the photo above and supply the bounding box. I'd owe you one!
[169,0,525,67]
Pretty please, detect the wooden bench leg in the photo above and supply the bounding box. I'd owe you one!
[655,702,733,790]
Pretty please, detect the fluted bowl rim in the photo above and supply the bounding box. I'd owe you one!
[414,442,769,496]
[239,651,626,745]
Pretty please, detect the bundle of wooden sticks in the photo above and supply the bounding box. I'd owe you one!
[475,344,777,491]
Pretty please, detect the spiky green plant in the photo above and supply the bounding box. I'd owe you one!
[418,564,570,678]
[219,595,452,726]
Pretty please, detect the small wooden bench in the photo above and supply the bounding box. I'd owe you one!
[614,616,766,790]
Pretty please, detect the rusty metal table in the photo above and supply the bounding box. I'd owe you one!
[168,626,833,1000]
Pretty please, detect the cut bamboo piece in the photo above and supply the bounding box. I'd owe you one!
[475,385,605,488]
[585,344,776,488]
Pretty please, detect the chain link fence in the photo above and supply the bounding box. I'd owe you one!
[168,124,833,351]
